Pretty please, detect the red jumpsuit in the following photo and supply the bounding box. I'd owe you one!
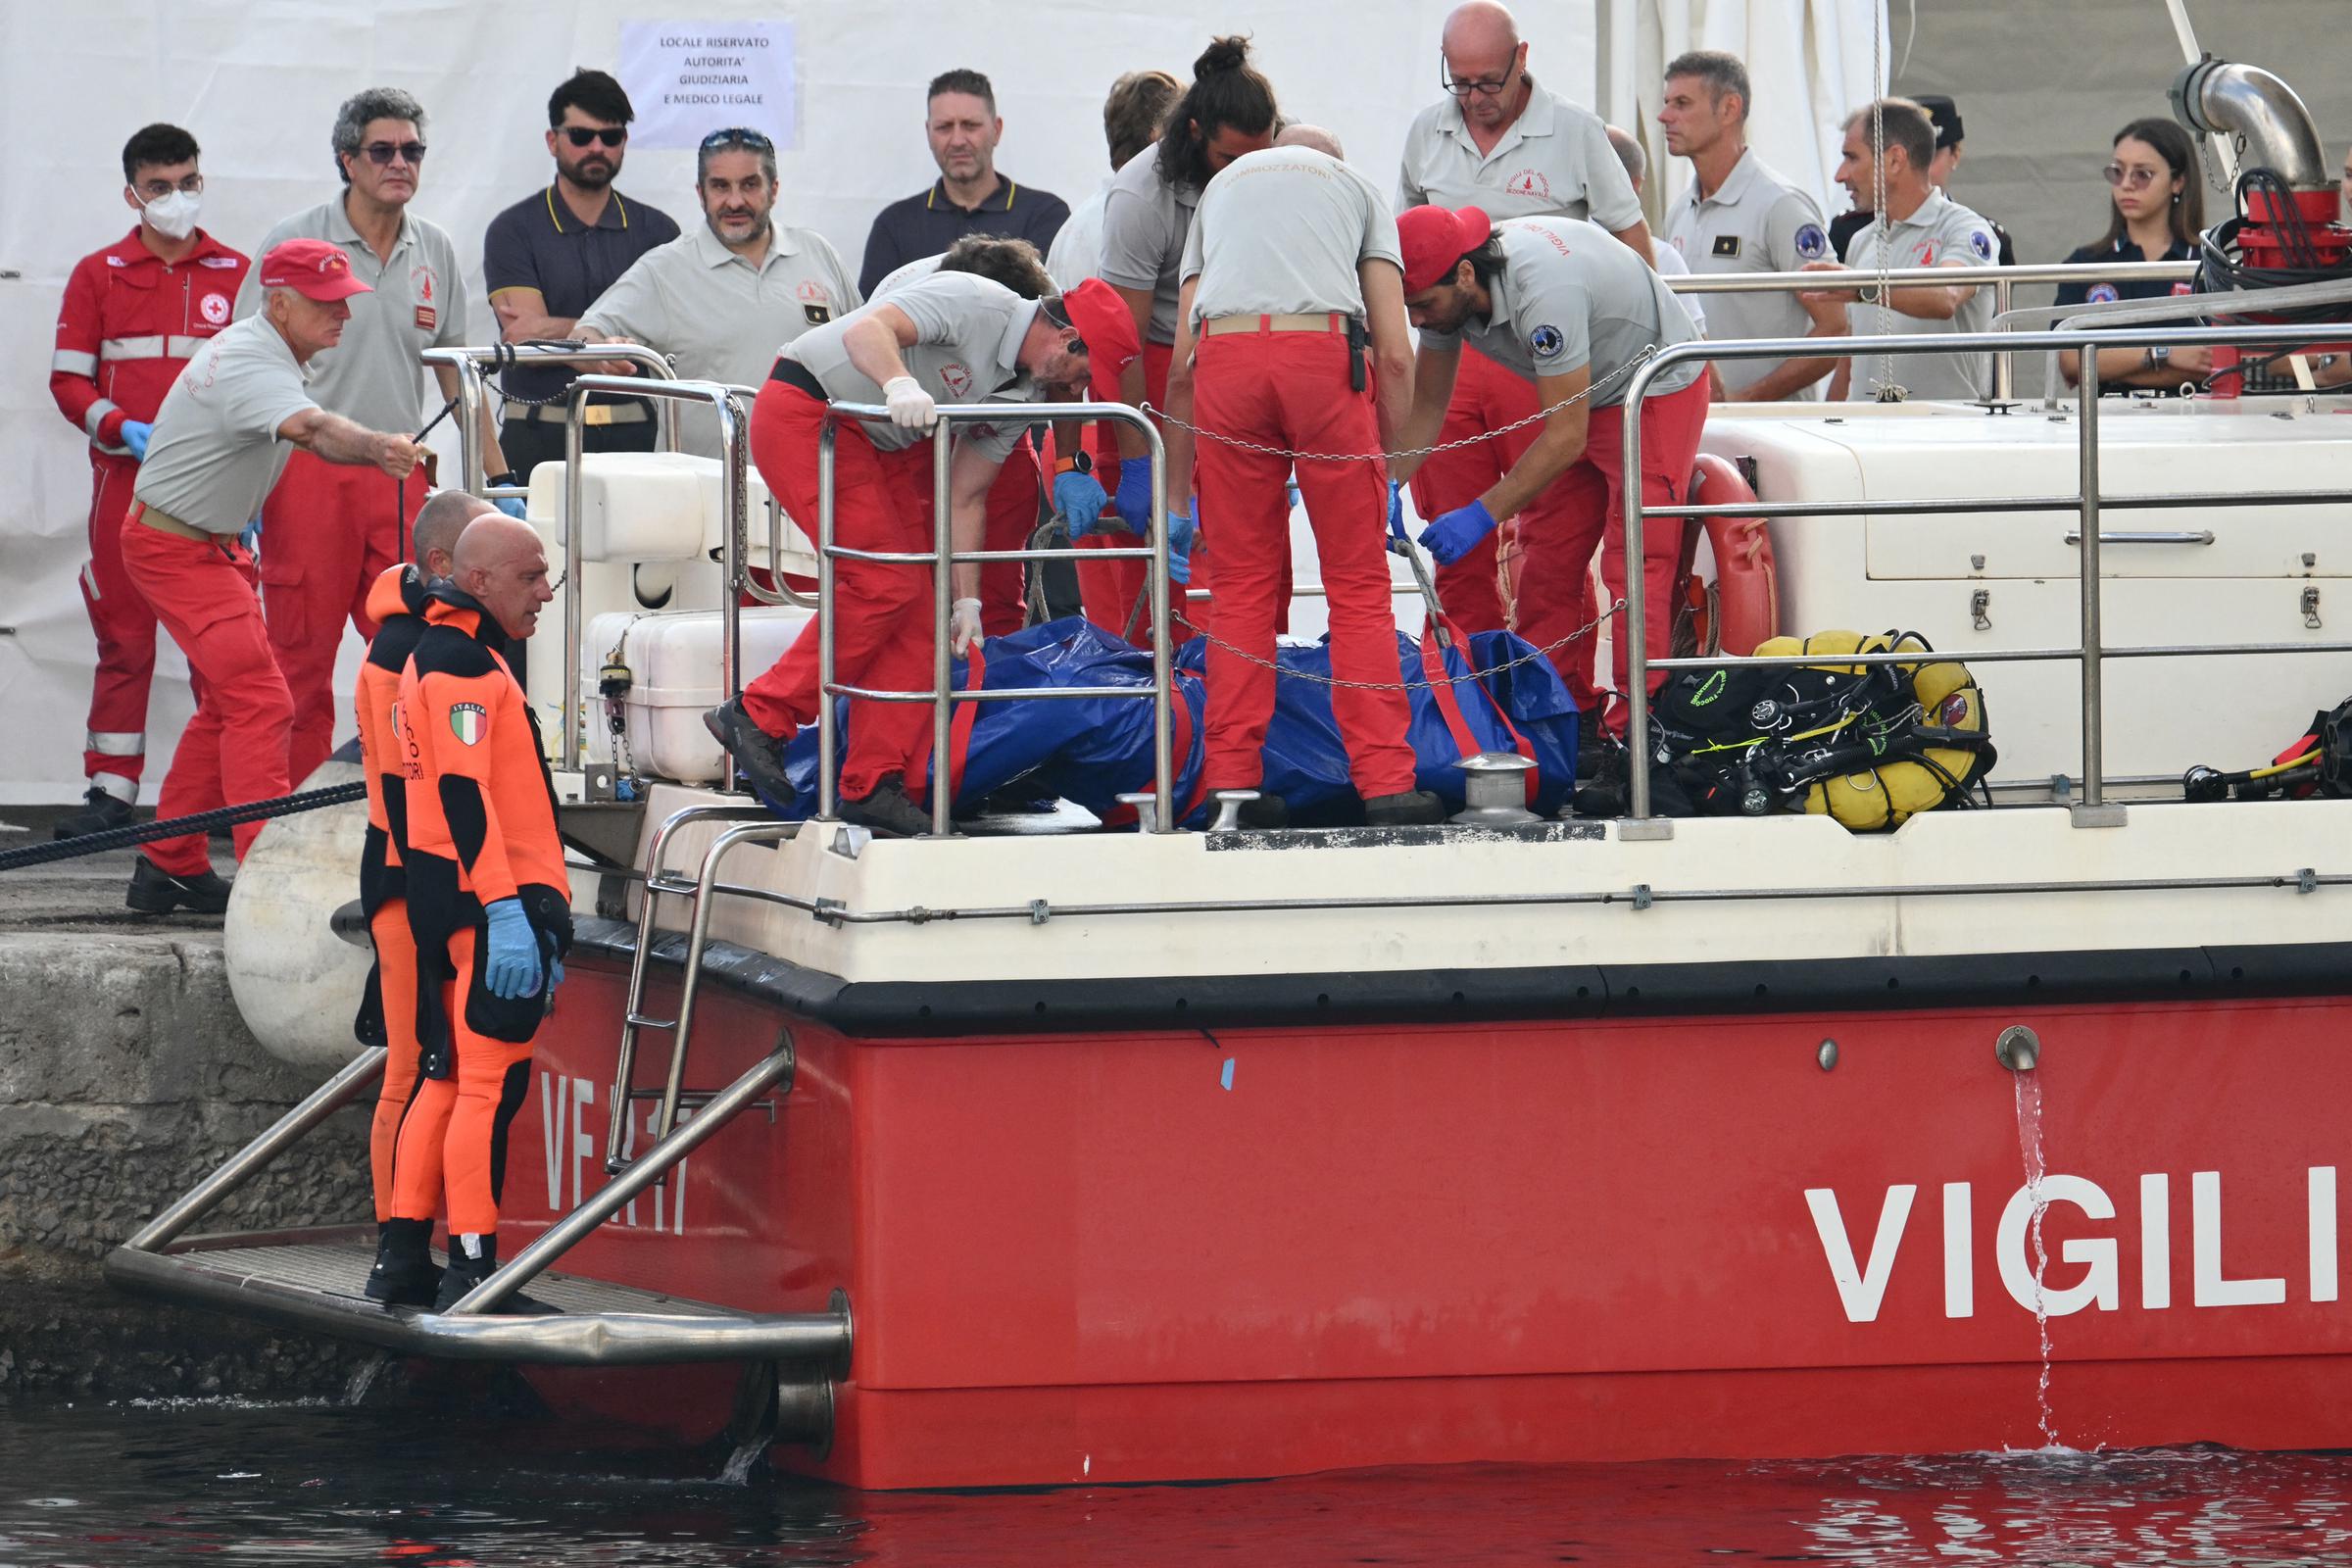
[265,454,407,786]
[1406,346,1571,636]
[741,382,940,802]
[1194,319,1418,799]
[391,592,569,1239]
[49,227,250,795]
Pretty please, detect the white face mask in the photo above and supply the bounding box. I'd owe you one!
[141,188,202,241]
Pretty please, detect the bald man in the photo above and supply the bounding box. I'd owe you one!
[1275,123,1346,160]
[390,511,569,1312]
[1605,125,1705,336]
[356,487,492,1306]
[1397,0,1656,638]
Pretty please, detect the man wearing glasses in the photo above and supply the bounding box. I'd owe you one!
[1396,0,1656,646]
[482,70,681,482]
[234,86,502,789]
[577,126,859,460]
[49,123,250,840]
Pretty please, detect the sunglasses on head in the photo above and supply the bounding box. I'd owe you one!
[361,140,427,167]
[701,127,774,152]
[562,125,627,148]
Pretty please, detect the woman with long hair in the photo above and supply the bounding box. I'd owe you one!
[2056,118,2208,388]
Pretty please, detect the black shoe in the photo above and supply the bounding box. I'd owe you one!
[840,775,934,838]
[1227,793,1289,830]
[364,1218,442,1309]
[125,857,231,915]
[1363,789,1446,827]
[702,698,796,810]
[432,1239,557,1315]
[53,784,134,840]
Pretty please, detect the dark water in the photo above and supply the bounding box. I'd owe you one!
[6,1400,2352,1566]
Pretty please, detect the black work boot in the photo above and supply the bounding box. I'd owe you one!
[125,857,232,915]
[364,1217,442,1309]
[1363,789,1446,827]
[840,774,934,838]
[53,784,134,840]
[432,1234,557,1315]
[703,698,797,810]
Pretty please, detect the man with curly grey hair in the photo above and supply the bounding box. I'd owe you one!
[233,86,507,788]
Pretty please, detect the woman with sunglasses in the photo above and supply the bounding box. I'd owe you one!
[2054,118,2208,390]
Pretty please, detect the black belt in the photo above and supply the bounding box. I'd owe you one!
[768,357,829,401]
[515,400,651,426]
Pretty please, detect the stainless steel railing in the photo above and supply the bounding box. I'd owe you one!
[1616,318,2352,829]
[421,343,681,494]
[814,401,1177,835]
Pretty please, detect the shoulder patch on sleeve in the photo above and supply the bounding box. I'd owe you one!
[1969,230,1993,260]
[1794,223,1828,261]
[1529,324,1566,360]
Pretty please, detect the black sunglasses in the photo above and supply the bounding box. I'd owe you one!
[562,126,627,148]
[1038,297,1088,358]
[700,127,774,152]
[361,140,427,166]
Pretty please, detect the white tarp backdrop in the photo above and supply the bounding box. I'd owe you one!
[0,0,1876,804]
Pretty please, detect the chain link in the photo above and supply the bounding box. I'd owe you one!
[1172,601,1621,692]
[1143,348,1658,463]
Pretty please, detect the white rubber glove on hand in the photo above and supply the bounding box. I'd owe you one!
[951,597,983,656]
[882,375,937,431]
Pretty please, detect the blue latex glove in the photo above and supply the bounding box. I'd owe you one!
[1054,469,1110,539]
[239,515,263,556]
[1286,475,1301,512]
[494,496,528,520]
[1386,480,1405,546]
[1166,504,1194,586]
[1417,497,1499,566]
[540,932,565,996]
[121,420,152,460]
[1112,459,1154,533]
[482,898,542,1001]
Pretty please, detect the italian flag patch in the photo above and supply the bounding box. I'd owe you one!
[449,703,487,745]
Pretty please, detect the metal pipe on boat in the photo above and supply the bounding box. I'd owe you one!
[718,389,746,794]
[816,416,840,820]
[930,423,956,838]
[448,1040,801,1316]
[563,382,588,766]
[1996,1025,2041,1072]
[2171,58,2332,192]
[124,1049,388,1253]
[1991,278,2014,401]
[2078,352,2107,810]
[1620,352,1662,822]
[651,820,798,1158]
[1141,412,1175,834]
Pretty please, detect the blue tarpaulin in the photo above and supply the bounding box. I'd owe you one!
[775,616,1578,826]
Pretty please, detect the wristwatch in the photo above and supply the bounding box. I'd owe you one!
[1054,449,1092,476]
[2145,346,2172,371]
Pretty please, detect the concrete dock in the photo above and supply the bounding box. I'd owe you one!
[0,805,372,1399]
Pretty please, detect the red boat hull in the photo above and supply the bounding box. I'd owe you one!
[500,956,2352,1488]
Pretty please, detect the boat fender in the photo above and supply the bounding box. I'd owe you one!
[1689,455,1779,656]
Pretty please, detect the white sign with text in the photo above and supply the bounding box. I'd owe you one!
[617,20,796,151]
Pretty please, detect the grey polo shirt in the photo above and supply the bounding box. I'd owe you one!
[782,270,1040,461]
[133,314,319,533]
[232,197,466,436]
[1179,147,1401,322]
[577,220,859,454]
[1838,191,1996,402]
[1420,218,1701,407]
[1045,179,1112,292]
[1099,151,1199,346]
[1396,76,1643,232]
[1663,149,1829,396]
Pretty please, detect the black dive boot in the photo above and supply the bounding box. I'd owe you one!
[364,1217,442,1308]
[432,1234,558,1315]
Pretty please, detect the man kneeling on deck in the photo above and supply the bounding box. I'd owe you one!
[702,270,1118,834]
[386,514,567,1312]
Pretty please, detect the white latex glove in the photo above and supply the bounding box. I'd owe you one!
[951,597,983,656]
[882,374,937,431]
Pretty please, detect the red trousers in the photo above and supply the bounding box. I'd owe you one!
[80,454,183,791]
[388,926,534,1237]
[1407,346,1553,636]
[1195,326,1416,799]
[368,898,430,1223]
[261,449,403,786]
[980,434,1042,636]
[118,513,293,875]
[1078,342,1194,648]
[1512,376,1713,717]
[741,384,937,802]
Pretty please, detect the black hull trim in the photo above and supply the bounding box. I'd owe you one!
[571,918,2352,1036]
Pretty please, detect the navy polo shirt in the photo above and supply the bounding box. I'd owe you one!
[482,184,682,403]
[2053,235,2197,309]
[858,175,1070,297]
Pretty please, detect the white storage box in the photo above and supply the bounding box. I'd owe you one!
[527,453,819,576]
[582,605,815,783]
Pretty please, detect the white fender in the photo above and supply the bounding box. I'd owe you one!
[222,759,374,1069]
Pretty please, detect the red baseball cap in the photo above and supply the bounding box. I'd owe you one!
[1398,204,1494,293]
[1056,277,1142,393]
[259,238,372,302]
